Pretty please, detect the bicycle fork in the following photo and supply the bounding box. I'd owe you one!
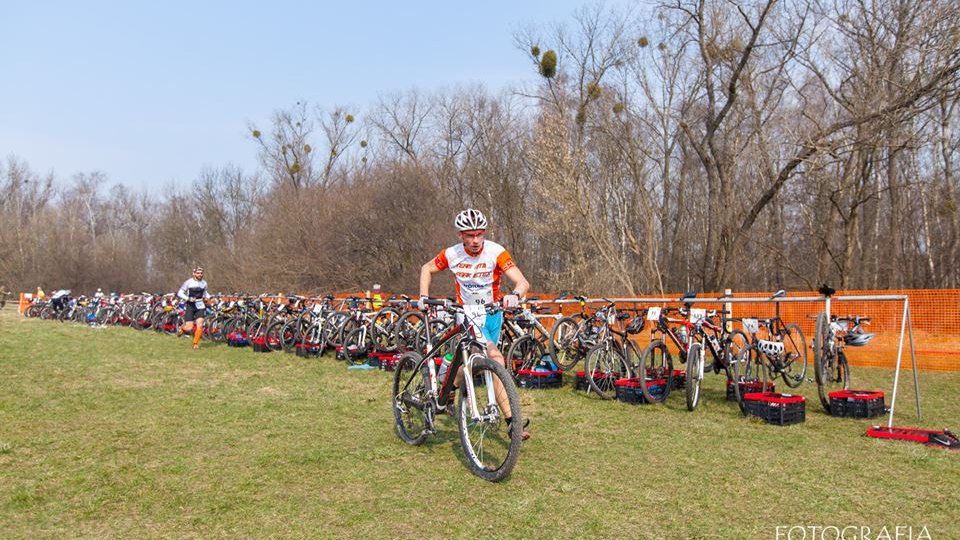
[461,353,501,422]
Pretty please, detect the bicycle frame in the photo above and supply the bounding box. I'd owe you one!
[650,309,694,357]
[398,306,500,422]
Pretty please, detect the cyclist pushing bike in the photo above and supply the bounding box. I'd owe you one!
[419,208,531,440]
[177,266,210,349]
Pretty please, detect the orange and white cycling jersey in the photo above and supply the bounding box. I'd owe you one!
[434,241,516,306]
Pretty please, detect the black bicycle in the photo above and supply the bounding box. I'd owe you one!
[392,299,524,482]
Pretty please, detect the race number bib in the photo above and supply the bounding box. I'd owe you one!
[742,318,759,333]
[689,308,706,322]
[462,304,487,325]
[195,301,205,310]
[646,307,662,321]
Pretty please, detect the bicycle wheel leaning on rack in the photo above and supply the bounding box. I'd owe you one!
[813,313,850,412]
[731,344,766,415]
[637,340,673,404]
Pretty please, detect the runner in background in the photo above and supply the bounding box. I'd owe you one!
[176,267,210,350]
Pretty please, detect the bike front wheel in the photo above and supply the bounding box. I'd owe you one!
[685,342,704,411]
[457,356,523,482]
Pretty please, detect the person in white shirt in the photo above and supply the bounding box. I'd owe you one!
[50,289,71,312]
[419,209,531,440]
[177,267,210,349]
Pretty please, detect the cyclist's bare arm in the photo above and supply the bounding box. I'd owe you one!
[419,260,441,298]
[503,266,530,299]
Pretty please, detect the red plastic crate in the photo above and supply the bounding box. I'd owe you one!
[574,370,620,391]
[614,377,667,404]
[371,352,400,371]
[295,342,321,358]
[829,390,885,418]
[251,336,271,353]
[742,392,805,425]
[574,370,589,391]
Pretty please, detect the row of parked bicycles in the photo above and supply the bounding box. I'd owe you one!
[548,287,875,415]
[22,286,876,482]
[23,286,875,416]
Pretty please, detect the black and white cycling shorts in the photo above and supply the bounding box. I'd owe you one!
[184,301,206,322]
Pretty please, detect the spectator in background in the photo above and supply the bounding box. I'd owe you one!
[371,283,383,310]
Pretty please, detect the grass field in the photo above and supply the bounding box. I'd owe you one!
[1,309,958,539]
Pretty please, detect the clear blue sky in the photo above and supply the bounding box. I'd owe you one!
[1,1,623,192]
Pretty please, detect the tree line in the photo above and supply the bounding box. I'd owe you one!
[3,0,960,297]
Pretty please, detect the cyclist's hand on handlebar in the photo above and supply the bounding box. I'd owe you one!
[418,296,429,310]
[502,294,520,309]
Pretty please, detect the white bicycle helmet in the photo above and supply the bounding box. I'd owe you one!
[843,332,875,347]
[757,340,784,359]
[454,209,488,231]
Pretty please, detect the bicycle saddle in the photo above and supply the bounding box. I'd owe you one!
[818,284,836,296]
[770,289,786,300]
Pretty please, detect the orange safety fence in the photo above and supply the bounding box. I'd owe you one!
[527,289,959,372]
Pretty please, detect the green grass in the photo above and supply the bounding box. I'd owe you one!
[1,309,958,539]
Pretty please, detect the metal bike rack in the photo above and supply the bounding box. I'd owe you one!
[529,293,921,425]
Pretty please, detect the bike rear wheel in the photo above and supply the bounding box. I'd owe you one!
[264,320,288,351]
[303,323,326,356]
[779,323,807,388]
[371,307,401,352]
[392,352,431,445]
[394,310,426,353]
[815,345,850,413]
[585,342,630,400]
[457,356,523,482]
[720,329,750,378]
[344,327,371,365]
[731,344,765,415]
[505,335,545,378]
[638,340,673,404]
[548,316,585,370]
